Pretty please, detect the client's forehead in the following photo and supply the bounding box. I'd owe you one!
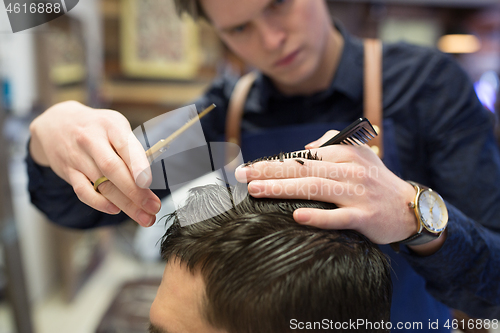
[149,260,226,333]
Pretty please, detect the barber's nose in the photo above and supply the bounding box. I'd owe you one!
[258,20,286,51]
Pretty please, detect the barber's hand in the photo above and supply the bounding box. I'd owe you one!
[29,101,161,226]
[235,130,418,245]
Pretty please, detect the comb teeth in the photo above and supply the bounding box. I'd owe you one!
[356,131,368,142]
[319,118,378,148]
[352,133,366,144]
[345,137,357,145]
[360,127,376,139]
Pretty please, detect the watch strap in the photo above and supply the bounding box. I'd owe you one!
[399,229,440,246]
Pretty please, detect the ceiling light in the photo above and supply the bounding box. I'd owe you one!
[437,34,481,54]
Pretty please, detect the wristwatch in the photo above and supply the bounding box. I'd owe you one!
[392,181,448,251]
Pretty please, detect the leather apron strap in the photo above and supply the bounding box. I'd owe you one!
[225,71,258,146]
[363,39,384,158]
[225,39,384,159]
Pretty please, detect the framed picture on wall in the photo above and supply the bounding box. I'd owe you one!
[35,15,88,106]
[379,17,441,47]
[37,15,86,86]
[121,0,200,80]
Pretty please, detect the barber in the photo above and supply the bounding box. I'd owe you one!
[28,0,500,322]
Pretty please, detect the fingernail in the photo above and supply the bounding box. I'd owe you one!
[138,210,154,227]
[136,170,151,188]
[148,216,156,227]
[107,203,121,214]
[143,198,161,214]
[305,140,318,149]
[294,210,312,224]
[248,181,263,195]
[235,166,249,182]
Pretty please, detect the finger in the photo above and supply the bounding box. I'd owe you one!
[237,159,322,182]
[69,170,121,215]
[238,154,363,182]
[71,161,157,226]
[109,124,152,189]
[293,207,356,230]
[305,130,340,149]
[97,180,157,227]
[247,177,354,207]
[85,141,161,216]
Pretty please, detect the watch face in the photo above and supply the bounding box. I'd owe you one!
[417,189,448,233]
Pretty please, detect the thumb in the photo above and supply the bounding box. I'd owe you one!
[305,130,340,149]
[109,131,152,189]
[127,132,152,189]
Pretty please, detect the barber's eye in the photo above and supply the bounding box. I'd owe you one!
[273,0,288,6]
[269,0,291,11]
[231,24,248,34]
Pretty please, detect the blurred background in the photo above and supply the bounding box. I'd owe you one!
[0,0,499,332]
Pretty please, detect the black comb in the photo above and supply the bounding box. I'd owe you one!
[243,150,321,166]
[241,118,376,167]
[320,118,377,147]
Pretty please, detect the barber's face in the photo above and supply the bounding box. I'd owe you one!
[201,0,333,87]
[149,260,225,333]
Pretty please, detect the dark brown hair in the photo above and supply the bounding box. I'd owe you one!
[161,183,392,333]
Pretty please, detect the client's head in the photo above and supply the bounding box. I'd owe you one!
[149,183,392,333]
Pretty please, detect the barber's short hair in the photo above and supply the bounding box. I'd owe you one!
[173,0,207,20]
[161,183,392,333]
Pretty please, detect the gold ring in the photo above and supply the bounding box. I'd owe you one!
[93,176,110,193]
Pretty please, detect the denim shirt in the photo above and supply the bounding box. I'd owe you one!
[28,26,500,320]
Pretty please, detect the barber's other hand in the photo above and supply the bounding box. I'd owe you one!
[235,141,418,245]
[29,101,161,226]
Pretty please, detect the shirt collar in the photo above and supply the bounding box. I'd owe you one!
[255,21,364,107]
